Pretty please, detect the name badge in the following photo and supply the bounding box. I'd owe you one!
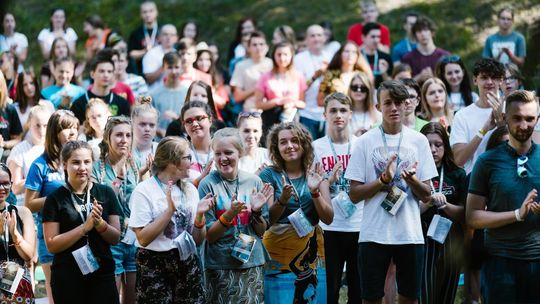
[72,244,100,275]
[427,214,453,244]
[231,233,257,263]
[333,191,357,219]
[380,186,407,216]
[288,208,314,237]
[174,231,197,261]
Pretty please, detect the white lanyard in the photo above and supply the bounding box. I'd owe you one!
[68,184,92,223]
[143,24,158,47]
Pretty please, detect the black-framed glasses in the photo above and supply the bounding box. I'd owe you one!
[0,182,12,190]
[517,155,528,178]
[504,76,518,82]
[441,55,461,63]
[350,85,369,93]
[238,112,262,119]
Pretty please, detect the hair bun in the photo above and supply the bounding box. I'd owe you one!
[138,95,152,105]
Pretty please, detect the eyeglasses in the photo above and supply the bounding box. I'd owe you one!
[238,112,262,119]
[350,85,369,93]
[517,155,528,178]
[408,94,419,101]
[0,182,12,190]
[183,115,209,125]
[441,55,461,63]
[504,76,518,82]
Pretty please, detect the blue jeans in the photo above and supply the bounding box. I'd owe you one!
[482,255,540,304]
[299,116,325,140]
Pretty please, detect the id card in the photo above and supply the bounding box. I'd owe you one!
[231,233,257,263]
[173,231,197,261]
[121,218,136,245]
[288,208,314,237]
[72,244,100,275]
[0,261,24,294]
[332,191,356,219]
[427,214,453,244]
[380,186,407,216]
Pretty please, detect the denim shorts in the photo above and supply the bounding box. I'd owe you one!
[38,237,54,264]
[111,242,137,275]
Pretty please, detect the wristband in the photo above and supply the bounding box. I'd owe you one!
[311,190,321,199]
[477,128,487,139]
[194,216,206,229]
[218,214,233,227]
[514,209,524,222]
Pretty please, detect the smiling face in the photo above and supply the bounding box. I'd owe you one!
[53,39,69,58]
[133,112,157,146]
[213,137,241,179]
[474,72,502,100]
[505,101,538,143]
[183,107,212,140]
[54,61,74,86]
[324,99,352,132]
[239,117,262,150]
[64,148,93,184]
[195,51,212,73]
[278,129,303,163]
[109,123,132,157]
[0,170,11,202]
[444,63,464,89]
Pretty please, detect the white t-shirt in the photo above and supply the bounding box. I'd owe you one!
[229,58,273,111]
[189,149,214,182]
[37,28,77,52]
[0,32,28,55]
[238,147,270,174]
[345,126,437,244]
[449,92,479,112]
[314,135,362,232]
[6,140,44,178]
[142,45,165,75]
[449,102,493,174]
[294,50,333,121]
[129,177,199,252]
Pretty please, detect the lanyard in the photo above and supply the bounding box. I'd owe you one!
[67,183,92,223]
[154,175,185,216]
[284,173,306,204]
[143,24,158,47]
[379,126,403,182]
[191,143,211,172]
[2,208,9,261]
[438,166,444,193]
[86,92,113,105]
[328,136,351,187]
[362,49,379,75]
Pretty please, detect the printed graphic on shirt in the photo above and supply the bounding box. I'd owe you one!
[431,180,456,197]
[372,145,415,192]
[0,116,9,130]
[491,41,515,63]
[163,196,193,239]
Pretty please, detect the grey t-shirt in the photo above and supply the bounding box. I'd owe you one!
[149,84,188,131]
[198,170,269,270]
[469,143,540,260]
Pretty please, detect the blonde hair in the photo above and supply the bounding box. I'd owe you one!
[22,105,53,140]
[421,77,453,125]
[84,98,111,138]
[0,70,10,109]
[211,128,244,157]
[152,136,189,191]
[132,95,159,121]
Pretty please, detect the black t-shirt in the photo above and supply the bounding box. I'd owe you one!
[364,51,393,88]
[0,204,24,266]
[71,91,131,124]
[42,183,121,273]
[128,24,160,75]
[0,104,22,140]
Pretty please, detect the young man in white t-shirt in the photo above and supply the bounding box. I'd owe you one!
[313,92,360,304]
[450,58,506,174]
[345,80,437,304]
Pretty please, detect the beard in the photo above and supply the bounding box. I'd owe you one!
[510,127,534,143]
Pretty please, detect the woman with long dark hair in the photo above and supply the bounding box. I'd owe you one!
[435,55,478,112]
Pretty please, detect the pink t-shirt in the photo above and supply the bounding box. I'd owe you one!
[256,70,307,104]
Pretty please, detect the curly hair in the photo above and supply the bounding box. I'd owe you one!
[266,122,314,174]
[98,115,139,184]
[472,58,505,79]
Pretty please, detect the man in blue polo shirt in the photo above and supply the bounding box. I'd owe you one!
[467,90,540,303]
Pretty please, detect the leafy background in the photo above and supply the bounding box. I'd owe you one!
[2,0,540,87]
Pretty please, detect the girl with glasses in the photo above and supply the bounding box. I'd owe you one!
[92,115,139,304]
[435,55,478,112]
[0,163,36,303]
[129,137,214,304]
[261,122,332,303]
[199,128,272,303]
[24,109,78,303]
[419,122,468,304]
[237,111,270,174]
[185,80,226,130]
[347,72,381,136]
[131,96,158,181]
[42,141,121,303]
[502,63,524,97]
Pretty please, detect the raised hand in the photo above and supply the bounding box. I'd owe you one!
[401,161,418,183]
[486,91,504,126]
[307,163,325,192]
[229,194,247,217]
[328,161,343,185]
[6,210,17,237]
[519,189,537,219]
[166,180,176,214]
[251,183,274,212]
[197,193,215,215]
[200,158,214,178]
[279,175,294,205]
[383,154,398,182]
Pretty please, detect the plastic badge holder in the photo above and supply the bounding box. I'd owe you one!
[121,218,136,245]
[0,261,24,294]
[288,208,314,237]
[231,233,257,263]
[72,244,100,275]
[174,231,197,261]
[380,186,407,216]
[427,214,453,244]
[333,191,356,218]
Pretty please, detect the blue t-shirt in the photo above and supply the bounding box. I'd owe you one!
[482,31,526,64]
[392,38,417,63]
[25,153,65,238]
[469,143,540,260]
[41,84,86,108]
[259,167,319,226]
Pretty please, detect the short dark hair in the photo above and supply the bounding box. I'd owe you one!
[400,78,420,97]
[498,6,514,19]
[176,39,195,52]
[362,22,381,36]
[248,31,266,46]
[505,90,538,112]
[163,51,180,66]
[89,55,114,72]
[404,11,419,22]
[411,16,436,35]
[472,58,505,79]
[96,48,119,61]
[377,80,409,103]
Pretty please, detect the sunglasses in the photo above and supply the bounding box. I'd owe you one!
[517,155,528,178]
[183,115,209,125]
[441,55,461,63]
[107,115,131,123]
[350,85,369,93]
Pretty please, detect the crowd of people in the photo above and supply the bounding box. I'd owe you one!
[0,0,537,303]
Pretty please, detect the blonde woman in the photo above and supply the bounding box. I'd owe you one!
[420,77,454,130]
